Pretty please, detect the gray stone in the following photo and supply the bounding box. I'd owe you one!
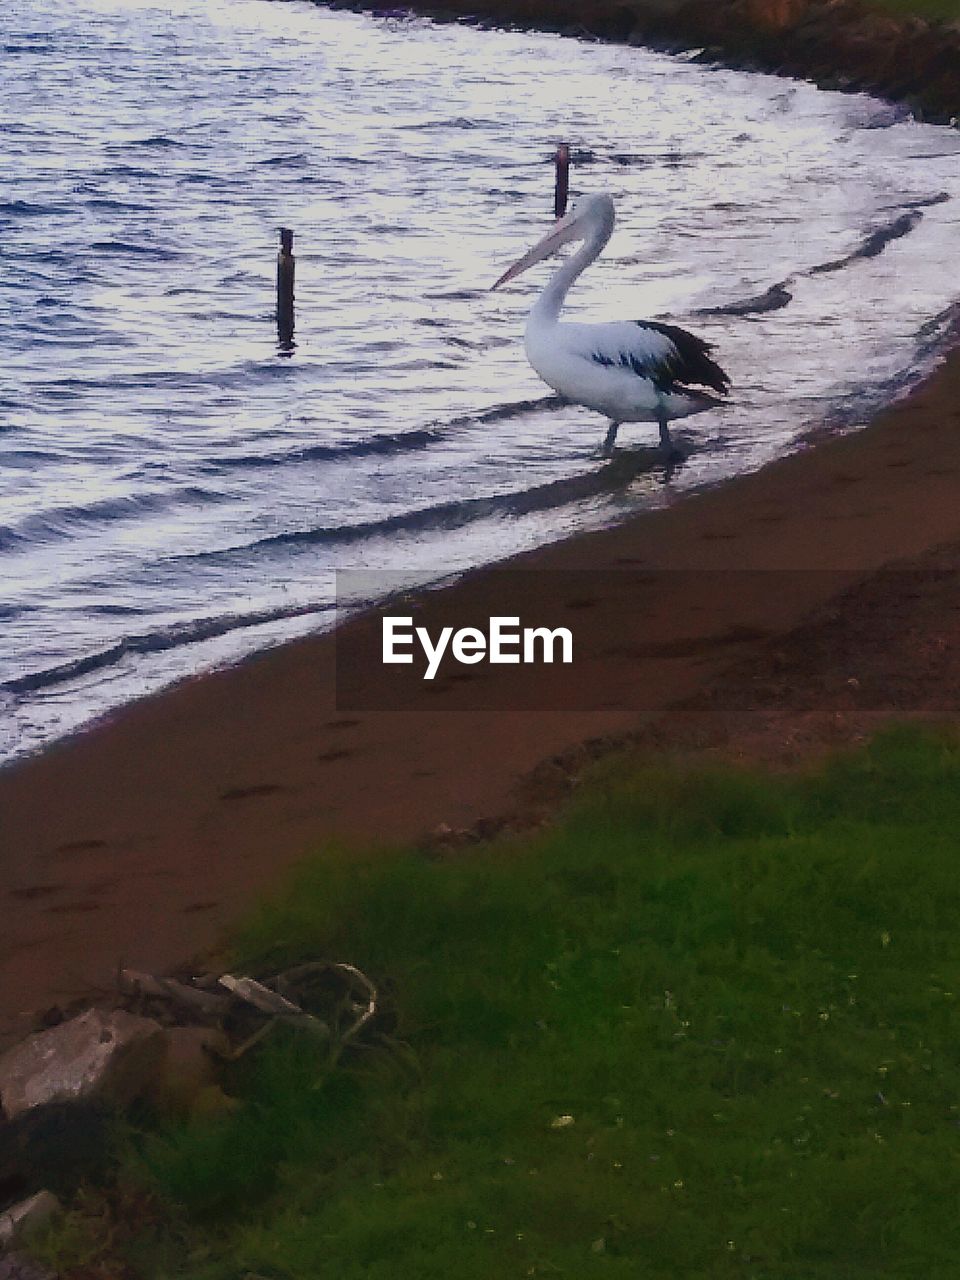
[0,1190,61,1251]
[0,1008,165,1121]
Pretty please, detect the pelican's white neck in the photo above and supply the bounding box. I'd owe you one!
[528,206,615,331]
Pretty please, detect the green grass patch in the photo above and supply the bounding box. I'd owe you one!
[41,726,960,1278]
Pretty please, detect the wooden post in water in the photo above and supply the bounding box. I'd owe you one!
[554,142,570,219]
[277,227,295,351]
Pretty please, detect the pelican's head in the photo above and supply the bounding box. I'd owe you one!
[491,192,615,290]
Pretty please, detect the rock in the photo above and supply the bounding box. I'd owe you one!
[154,1026,230,1117]
[0,1009,165,1121]
[0,1190,61,1251]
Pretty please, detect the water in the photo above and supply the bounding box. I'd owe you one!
[2,0,959,762]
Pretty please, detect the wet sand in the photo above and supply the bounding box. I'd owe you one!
[2,350,959,1029]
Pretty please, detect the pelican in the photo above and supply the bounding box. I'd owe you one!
[492,192,730,456]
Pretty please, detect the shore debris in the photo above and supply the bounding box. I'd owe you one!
[219,974,328,1029]
[0,959,381,1237]
[117,969,232,1021]
[1,961,381,1123]
[0,1009,165,1122]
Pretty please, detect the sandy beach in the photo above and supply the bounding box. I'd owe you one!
[2,348,959,1033]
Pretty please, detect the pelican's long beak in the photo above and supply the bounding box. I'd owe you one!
[491,211,579,290]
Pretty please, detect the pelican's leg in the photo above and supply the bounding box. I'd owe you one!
[658,410,683,461]
[602,421,620,455]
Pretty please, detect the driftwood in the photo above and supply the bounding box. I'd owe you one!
[118,969,232,1020]
[219,975,318,1022]
[332,963,377,1049]
[114,960,378,1067]
[218,973,331,1052]
[271,962,376,1043]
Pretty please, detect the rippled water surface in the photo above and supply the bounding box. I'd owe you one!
[2,0,960,760]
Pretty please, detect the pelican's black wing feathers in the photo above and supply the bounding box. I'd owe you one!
[634,320,731,399]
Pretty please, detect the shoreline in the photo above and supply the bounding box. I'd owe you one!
[2,347,959,1033]
[316,0,960,124]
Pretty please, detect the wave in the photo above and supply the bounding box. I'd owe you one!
[813,300,960,438]
[0,604,33,623]
[199,395,563,474]
[185,447,663,562]
[256,153,310,167]
[34,359,311,396]
[90,240,181,259]
[97,165,164,179]
[810,210,923,275]
[396,116,492,131]
[610,150,705,169]
[697,281,793,318]
[203,426,450,473]
[83,198,144,212]
[914,299,960,358]
[0,447,64,468]
[902,192,951,210]
[0,399,568,553]
[137,135,188,149]
[695,196,945,319]
[0,200,63,217]
[2,600,337,696]
[0,486,228,554]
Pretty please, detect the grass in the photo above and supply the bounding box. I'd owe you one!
[38,726,960,1279]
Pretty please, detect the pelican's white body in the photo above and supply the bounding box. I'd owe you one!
[525,319,706,424]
